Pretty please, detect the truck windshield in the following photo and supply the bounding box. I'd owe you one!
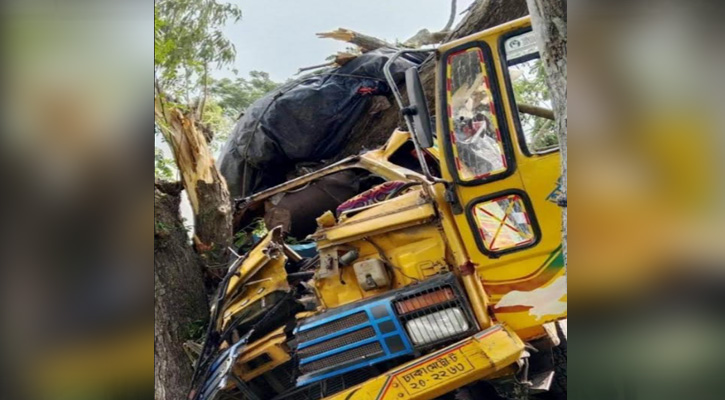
[445,47,507,181]
[503,30,559,154]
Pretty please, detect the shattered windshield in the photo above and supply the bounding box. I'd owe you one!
[446,47,507,180]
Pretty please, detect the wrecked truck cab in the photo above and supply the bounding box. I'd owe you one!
[311,188,448,305]
[195,16,566,400]
[219,227,297,334]
[192,132,448,400]
[194,228,301,400]
[194,208,526,400]
[195,187,493,400]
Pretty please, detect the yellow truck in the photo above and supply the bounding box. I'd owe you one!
[190,16,566,400]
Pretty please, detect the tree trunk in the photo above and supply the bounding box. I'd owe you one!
[154,182,209,400]
[526,0,567,266]
[155,96,233,267]
[336,0,529,160]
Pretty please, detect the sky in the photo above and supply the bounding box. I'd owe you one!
[218,0,476,81]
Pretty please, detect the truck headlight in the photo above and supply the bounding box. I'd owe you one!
[405,308,470,345]
[393,276,478,348]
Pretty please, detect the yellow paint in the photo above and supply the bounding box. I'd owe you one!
[378,128,414,160]
[220,227,290,331]
[313,199,451,307]
[461,271,492,329]
[234,327,291,381]
[323,325,523,400]
[314,190,437,247]
[316,210,337,228]
[224,228,277,296]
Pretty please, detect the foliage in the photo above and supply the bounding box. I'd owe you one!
[155,221,171,236]
[199,100,234,151]
[155,124,177,179]
[233,218,268,253]
[154,1,279,156]
[155,148,176,180]
[205,71,281,151]
[510,58,559,152]
[154,0,242,98]
[185,319,207,341]
[210,71,280,118]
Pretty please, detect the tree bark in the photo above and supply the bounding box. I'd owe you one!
[155,96,233,267]
[526,0,567,266]
[154,182,209,400]
[336,0,529,160]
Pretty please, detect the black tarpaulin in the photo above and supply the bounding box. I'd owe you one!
[217,48,424,198]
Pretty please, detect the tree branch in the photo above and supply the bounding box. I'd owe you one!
[295,52,359,75]
[316,28,395,52]
[154,94,233,266]
[317,1,459,52]
[403,0,458,47]
[198,63,209,122]
[519,103,555,120]
[442,0,458,32]
[154,76,170,126]
[295,61,335,75]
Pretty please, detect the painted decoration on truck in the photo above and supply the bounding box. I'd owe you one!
[546,176,564,204]
[491,247,567,321]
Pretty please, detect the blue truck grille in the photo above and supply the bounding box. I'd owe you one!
[297,326,376,359]
[296,311,368,343]
[299,341,383,374]
[294,301,413,386]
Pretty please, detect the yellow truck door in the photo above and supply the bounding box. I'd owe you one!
[435,17,566,337]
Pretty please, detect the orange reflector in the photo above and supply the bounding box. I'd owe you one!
[395,288,455,314]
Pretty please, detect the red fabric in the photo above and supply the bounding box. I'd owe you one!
[336,181,407,215]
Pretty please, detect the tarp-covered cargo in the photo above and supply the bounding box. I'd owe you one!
[217,48,424,198]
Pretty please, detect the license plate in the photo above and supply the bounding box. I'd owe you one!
[396,348,475,395]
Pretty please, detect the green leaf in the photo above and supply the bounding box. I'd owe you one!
[155,0,243,95]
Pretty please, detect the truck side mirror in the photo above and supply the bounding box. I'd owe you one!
[403,67,434,149]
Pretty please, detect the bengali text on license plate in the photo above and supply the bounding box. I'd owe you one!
[397,349,475,394]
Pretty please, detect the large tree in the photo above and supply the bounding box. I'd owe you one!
[154,1,241,399]
[525,1,567,398]
[154,182,208,400]
[526,0,567,265]
[154,0,239,266]
[154,0,241,264]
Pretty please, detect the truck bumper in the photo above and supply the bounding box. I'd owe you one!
[323,324,524,400]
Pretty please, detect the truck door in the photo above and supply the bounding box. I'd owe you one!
[435,20,566,334]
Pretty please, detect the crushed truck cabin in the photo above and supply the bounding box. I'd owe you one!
[192,16,566,400]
